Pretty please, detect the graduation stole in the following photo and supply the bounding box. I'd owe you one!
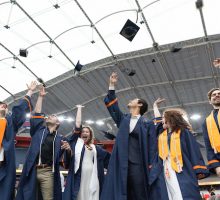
[0,118,7,148]
[158,129,183,173]
[206,111,220,153]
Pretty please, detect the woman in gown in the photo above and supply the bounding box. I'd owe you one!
[63,105,111,200]
[149,98,209,200]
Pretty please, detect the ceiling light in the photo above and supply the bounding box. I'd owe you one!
[96,120,104,126]
[66,117,74,122]
[85,120,94,124]
[58,116,64,121]
[190,114,201,120]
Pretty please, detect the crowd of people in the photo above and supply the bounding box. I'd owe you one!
[0,59,220,200]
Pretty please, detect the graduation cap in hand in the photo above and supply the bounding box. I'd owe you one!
[120,19,140,42]
[74,61,84,74]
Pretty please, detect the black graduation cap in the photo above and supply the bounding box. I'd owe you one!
[170,44,182,53]
[37,78,46,87]
[120,19,140,42]
[19,49,28,57]
[124,68,136,76]
[195,0,203,9]
[74,61,84,74]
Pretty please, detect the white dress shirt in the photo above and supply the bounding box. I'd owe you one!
[109,86,140,133]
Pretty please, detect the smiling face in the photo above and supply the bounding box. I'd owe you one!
[81,127,93,144]
[209,89,220,107]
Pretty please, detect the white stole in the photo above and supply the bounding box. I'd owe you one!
[74,140,99,199]
[74,138,84,173]
[0,147,4,161]
[88,144,99,200]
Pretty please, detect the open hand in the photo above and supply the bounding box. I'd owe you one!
[213,58,220,68]
[39,85,47,97]
[26,81,37,91]
[110,72,118,85]
[153,98,166,107]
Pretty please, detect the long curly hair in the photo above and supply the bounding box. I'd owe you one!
[163,108,192,132]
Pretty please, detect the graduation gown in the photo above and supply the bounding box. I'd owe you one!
[16,113,66,200]
[63,128,111,200]
[100,90,156,200]
[202,109,220,172]
[0,96,32,200]
[149,122,209,200]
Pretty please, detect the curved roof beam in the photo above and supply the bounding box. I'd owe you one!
[53,74,215,116]
[0,1,10,6]
[53,24,90,41]
[13,1,76,67]
[95,9,138,25]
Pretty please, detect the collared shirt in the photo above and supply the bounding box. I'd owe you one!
[40,131,56,166]
[130,115,141,133]
[109,86,140,133]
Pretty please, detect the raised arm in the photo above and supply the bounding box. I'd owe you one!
[104,72,124,128]
[11,81,37,132]
[153,98,165,118]
[30,86,47,136]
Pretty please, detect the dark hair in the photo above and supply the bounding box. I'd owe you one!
[163,109,192,132]
[82,126,94,145]
[138,99,148,115]
[0,101,6,105]
[207,88,220,100]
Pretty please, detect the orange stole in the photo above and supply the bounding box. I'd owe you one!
[0,118,7,148]
[158,129,183,173]
[206,111,220,153]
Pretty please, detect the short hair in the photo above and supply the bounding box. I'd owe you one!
[207,88,220,100]
[0,101,6,105]
[138,99,148,115]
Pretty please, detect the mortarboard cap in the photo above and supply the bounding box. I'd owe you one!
[19,49,28,57]
[74,61,84,74]
[170,44,182,53]
[120,19,140,42]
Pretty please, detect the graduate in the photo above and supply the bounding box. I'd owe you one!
[202,87,220,176]
[16,86,71,200]
[63,105,111,200]
[100,72,156,200]
[150,98,209,200]
[0,81,35,200]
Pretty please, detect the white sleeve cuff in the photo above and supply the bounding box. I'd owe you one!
[109,86,115,90]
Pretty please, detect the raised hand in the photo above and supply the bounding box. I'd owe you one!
[76,105,85,108]
[213,58,220,68]
[39,85,47,97]
[109,72,118,86]
[26,81,37,92]
[153,98,166,107]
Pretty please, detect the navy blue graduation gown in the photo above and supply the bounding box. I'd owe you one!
[63,128,111,200]
[202,110,220,173]
[149,122,209,200]
[16,113,67,200]
[0,96,32,200]
[100,90,156,200]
